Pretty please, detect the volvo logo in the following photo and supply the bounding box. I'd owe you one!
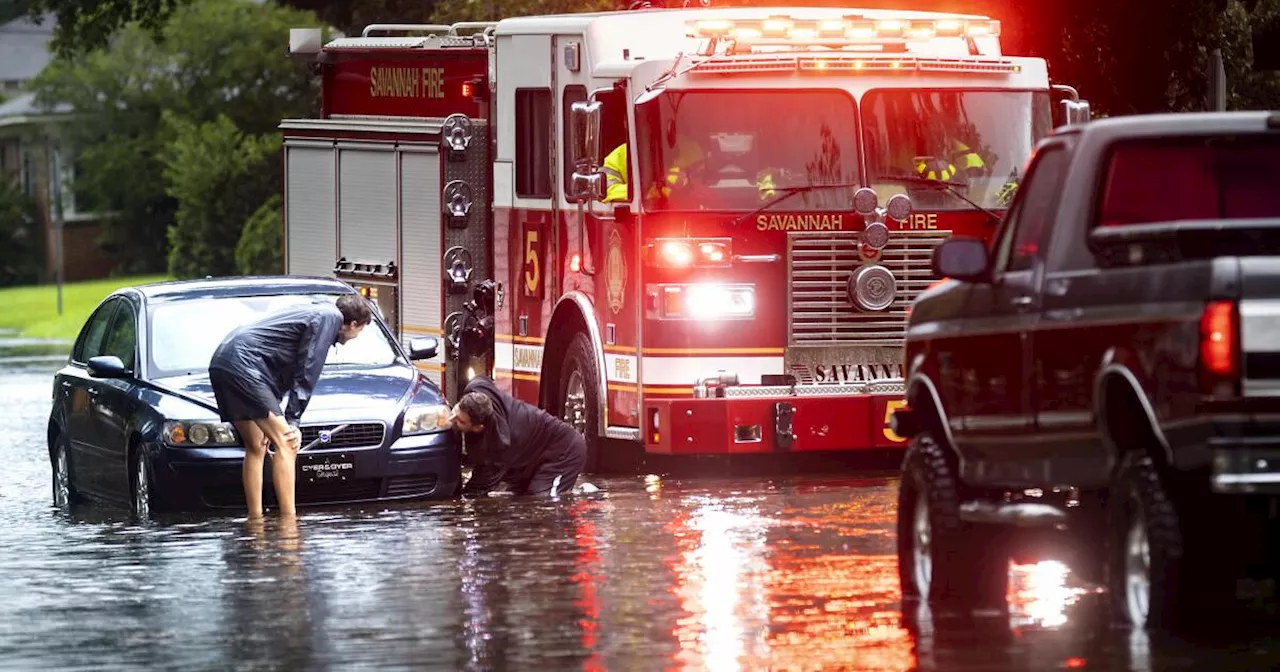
[318,430,332,444]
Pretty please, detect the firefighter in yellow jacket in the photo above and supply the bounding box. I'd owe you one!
[603,137,780,203]
[915,139,986,182]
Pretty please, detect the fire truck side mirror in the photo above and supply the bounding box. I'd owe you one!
[569,100,604,203]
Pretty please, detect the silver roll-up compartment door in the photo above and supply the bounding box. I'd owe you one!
[400,148,444,385]
[285,143,336,278]
[338,146,397,266]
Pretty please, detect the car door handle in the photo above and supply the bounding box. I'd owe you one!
[1011,295,1034,308]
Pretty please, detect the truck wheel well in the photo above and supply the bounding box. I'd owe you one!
[906,380,957,466]
[1099,373,1168,470]
[540,303,590,410]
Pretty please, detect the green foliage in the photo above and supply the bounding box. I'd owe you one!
[21,0,183,59]
[235,193,283,275]
[162,113,280,279]
[30,0,321,276]
[430,0,613,23]
[0,179,42,287]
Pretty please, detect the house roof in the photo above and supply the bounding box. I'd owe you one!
[0,13,55,83]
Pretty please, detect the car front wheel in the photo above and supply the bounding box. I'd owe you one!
[131,449,157,520]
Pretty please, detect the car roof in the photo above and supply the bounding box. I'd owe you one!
[123,275,355,303]
[1053,110,1280,143]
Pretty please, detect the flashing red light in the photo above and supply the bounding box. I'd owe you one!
[569,253,582,273]
[461,81,474,98]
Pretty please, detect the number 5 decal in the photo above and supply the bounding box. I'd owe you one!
[523,226,541,298]
[883,399,907,443]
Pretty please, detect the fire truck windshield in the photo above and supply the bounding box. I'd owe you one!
[634,89,860,212]
[861,89,1053,211]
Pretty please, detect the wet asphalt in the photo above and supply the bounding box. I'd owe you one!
[3,341,1280,671]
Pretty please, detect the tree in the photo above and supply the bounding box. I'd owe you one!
[0,178,41,287]
[30,0,322,275]
[236,193,283,275]
[162,113,280,279]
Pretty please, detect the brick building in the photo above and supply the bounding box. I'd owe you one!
[0,14,115,283]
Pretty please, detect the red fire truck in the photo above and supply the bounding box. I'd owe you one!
[281,7,1090,471]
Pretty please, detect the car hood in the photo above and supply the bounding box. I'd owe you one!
[149,365,433,424]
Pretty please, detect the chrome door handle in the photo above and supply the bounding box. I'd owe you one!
[1011,296,1033,307]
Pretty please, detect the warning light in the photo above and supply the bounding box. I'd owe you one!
[569,253,582,273]
[461,81,474,98]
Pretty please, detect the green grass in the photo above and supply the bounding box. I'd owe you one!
[0,275,172,342]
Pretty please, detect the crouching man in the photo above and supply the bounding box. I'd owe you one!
[449,375,587,497]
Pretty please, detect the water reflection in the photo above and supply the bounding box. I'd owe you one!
[6,361,1280,670]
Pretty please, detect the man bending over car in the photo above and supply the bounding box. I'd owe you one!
[450,375,587,497]
[208,295,372,518]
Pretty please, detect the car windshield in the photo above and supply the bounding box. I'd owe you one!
[147,293,400,379]
[1097,135,1280,226]
[634,89,860,211]
[861,89,1053,211]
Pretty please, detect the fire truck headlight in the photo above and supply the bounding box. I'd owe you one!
[660,284,755,320]
[848,265,897,312]
[886,193,913,222]
[660,240,695,267]
[401,404,452,436]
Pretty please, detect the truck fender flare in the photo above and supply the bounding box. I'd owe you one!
[905,353,959,457]
[546,291,609,436]
[1093,357,1173,467]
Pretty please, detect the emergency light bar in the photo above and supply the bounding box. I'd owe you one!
[688,15,1000,43]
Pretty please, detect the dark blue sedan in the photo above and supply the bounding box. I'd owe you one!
[47,276,460,517]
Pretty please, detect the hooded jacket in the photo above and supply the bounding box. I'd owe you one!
[209,303,343,423]
[461,375,576,489]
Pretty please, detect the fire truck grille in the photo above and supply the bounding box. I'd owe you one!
[788,230,951,346]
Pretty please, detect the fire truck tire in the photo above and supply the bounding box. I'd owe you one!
[558,333,602,473]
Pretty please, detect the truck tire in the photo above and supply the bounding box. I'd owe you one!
[558,333,602,473]
[898,432,1008,610]
[1107,451,1186,630]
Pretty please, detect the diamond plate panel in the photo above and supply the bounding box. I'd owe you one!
[441,121,492,397]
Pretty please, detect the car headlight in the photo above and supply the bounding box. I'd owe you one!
[401,404,452,436]
[163,420,239,447]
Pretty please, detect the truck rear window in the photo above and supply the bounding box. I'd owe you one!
[1097,136,1280,226]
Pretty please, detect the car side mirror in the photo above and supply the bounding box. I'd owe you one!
[408,337,439,361]
[568,100,605,203]
[87,355,130,379]
[932,237,991,283]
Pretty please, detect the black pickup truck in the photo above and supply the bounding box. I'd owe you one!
[891,110,1280,630]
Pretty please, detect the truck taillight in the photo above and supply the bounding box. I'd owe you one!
[1200,300,1239,396]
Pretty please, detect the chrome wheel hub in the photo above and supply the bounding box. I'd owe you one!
[912,489,933,598]
[563,370,588,438]
[1124,509,1151,627]
[134,457,150,519]
[54,446,70,507]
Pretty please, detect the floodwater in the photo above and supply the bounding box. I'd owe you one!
[3,345,1280,670]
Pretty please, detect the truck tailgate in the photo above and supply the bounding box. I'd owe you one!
[1241,257,1280,396]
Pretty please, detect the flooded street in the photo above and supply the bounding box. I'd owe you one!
[4,352,1280,670]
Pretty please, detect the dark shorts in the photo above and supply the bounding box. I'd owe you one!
[522,431,587,497]
[208,366,281,423]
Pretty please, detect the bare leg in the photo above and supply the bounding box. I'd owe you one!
[234,420,269,519]
[255,413,300,517]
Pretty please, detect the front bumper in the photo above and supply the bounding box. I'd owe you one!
[642,384,907,455]
[152,430,461,510]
